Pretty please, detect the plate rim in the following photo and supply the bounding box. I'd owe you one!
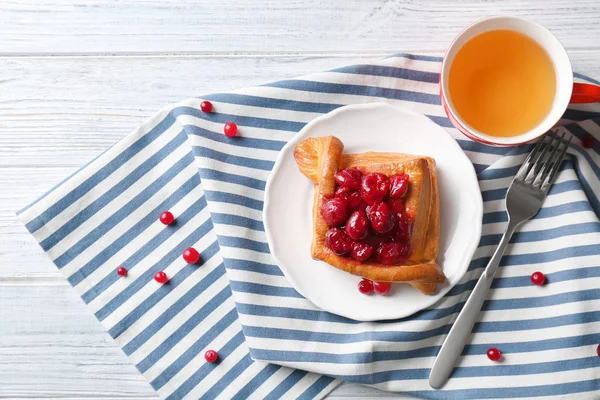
[264,102,483,321]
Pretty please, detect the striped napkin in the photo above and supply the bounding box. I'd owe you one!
[18,54,600,400]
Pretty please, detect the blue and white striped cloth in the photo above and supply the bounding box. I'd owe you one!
[18,54,600,399]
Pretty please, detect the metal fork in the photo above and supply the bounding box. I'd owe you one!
[429,131,572,389]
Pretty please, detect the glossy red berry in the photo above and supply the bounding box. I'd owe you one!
[117,267,127,277]
[530,271,545,286]
[200,100,213,113]
[335,187,362,210]
[334,168,362,190]
[388,173,410,198]
[325,228,352,255]
[358,278,374,294]
[160,211,175,225]
[205,350,218,363]
[395,214,413,242]
[345,210,369,240]
[596,344,600,357]
[224,122,238,137]
[487,347,502,361]
[320,197,350,227]
[360,173,389,205]
[388,198,405,215]
[154,271,168,284]
[376,242,404,265]
[582,135,594,149]
[351,242,374,262]
[183,247,201,264]
[369,202,396,234]
[373,281,391,295]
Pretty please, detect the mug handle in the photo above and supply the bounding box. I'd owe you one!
[570,83,600,103]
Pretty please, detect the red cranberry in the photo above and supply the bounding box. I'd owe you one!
[358,278,374,294]
[335,187,362,210]
[487,348,502,361]
[530,271,545,286]
[224,122,238,137]
[205,350,219,363]
[183,247,201,264]
[388,173,410,198]
[373,281,391,295]
[345,210,369,240]
[376,242,406,265]
[320,197,350,227]
[369,202,396,234]
[597,344,600,357]
[351,242,374,262]
[159,211,175,225]
[200,100,213,113]
[360,173,389,205]
[582,135,594,149]
[334,168,362,190]
[395,214,413,242]
[154,271,168,284]
[325,228,352,255]
[388,199,405,215]
[117,267,127,277]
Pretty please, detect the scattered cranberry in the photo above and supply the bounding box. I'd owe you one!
[358,278,374,294]
[582,135,594,149]
[325,228,352,255]
[596,344,600,357]
[351,242,374,262]
[530,271,545,286]
[159,211,175,225]
[395,214,413,242]
[487,348,502,361]
[345,210,369,240]
[360,173,389,205]
[335,187,362,210]
[369,202,396,234]
[373,281,391,295]
[224,122,238,137]
[320,197,350,227]
[205,350,219,363]
[200,100,213,113]
[388,173,410,198]
[117,267,127,277]
[183,247,201,264]
[154,271,168,284]
[334,168,362,190]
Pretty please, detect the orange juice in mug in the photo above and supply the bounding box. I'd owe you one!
[440,16,600,146]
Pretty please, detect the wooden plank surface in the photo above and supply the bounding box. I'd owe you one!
[1,1,599,398]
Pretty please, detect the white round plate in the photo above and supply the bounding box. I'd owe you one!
[264,103,482,321]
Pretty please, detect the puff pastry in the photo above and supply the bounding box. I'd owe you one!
[294,136,445,295]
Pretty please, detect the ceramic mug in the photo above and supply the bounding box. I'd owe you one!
[440,16,600,146]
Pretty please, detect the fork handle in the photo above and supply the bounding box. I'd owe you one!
[429,220,518,389]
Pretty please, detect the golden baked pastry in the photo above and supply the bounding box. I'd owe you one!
[294,136,445,295]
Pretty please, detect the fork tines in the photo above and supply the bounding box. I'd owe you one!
[515,130,572,192]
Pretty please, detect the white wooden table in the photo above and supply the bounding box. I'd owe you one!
[1,1,599,398]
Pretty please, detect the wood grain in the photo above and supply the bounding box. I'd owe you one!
[1,0,599,398]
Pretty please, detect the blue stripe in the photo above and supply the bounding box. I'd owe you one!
[204,191,264,211]
[571,151,600,215]
[203,92,343,114]
[387,53,443,62]
[40,130,190,252]
[200,354,254,400]
[185,124,286,151]
[264,79,440,105]
[78,195,208,300]
[479,222,600,246]
[229,280,303,298]
[566,124,600,176]
[235,302,357,324]
[223,258,284,276]
[123,283,230,356]
[199,168,266,190]
[297,376,337,400]
[94,221,216,320]
[483,200,592,224]
[162,329,245,396]
[231,364,282,400]
[212,213,264,231]
[264,369,309,400]
[218,235,270,253]
[481,179,581,202]
[25,115,176,233]
[193,146,275,171]
[330,64,439,83]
